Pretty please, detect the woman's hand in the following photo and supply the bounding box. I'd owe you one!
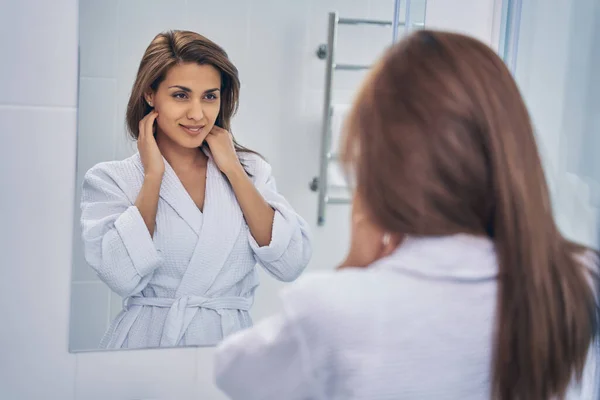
[337,193,401,270]
[137,111,164,178]
[205,126,243,176]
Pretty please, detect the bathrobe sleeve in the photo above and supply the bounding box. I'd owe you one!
[245,155,312,282]
[214,274,330,400]
[80,163,162,297]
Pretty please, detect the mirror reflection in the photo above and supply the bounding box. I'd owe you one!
[79,28,313,350]
[70,0,428,352]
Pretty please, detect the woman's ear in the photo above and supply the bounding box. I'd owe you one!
[144,92,154,108]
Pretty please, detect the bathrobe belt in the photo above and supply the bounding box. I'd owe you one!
[124,295,253,347]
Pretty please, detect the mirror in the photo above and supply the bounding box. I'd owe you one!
[69,0,428,352]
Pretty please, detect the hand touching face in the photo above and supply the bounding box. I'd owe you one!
[204,125,241,175]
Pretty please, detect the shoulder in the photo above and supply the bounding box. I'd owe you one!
[279,270,379,327]
[84,154,140,182]
[82,154,142,200]
[237,151,272,182]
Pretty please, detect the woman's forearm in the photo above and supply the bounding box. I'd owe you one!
[226,165,275,247]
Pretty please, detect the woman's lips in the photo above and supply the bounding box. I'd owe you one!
[180,124,205,136]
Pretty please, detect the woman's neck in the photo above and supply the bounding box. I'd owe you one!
[155,131,208,172]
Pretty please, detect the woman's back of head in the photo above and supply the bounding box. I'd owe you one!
[341,30,598,400]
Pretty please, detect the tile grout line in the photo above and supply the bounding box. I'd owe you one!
[0,104,77,111]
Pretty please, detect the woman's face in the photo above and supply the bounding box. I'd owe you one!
[145,62,222,149]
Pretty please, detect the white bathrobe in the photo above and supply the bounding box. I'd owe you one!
[80,150,312,349]
[214,235,599,400]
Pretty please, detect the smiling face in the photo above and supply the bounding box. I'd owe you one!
[145,62,222,150]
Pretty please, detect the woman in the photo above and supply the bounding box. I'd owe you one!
[80,30,312,349]
[214,31,599,399]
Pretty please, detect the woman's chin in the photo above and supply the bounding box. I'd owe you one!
[157,128,209,150]
[173,133,208,149]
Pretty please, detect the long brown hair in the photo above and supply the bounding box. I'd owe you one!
[125,30,258,157]
[341,30,598,400]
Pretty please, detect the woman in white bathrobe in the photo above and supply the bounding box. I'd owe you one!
[214,31,599,399]
[80,30,311,349]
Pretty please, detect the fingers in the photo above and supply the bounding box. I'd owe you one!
[210,126,233,140]
[210,125,226,134]
[206,126,233,145]
[204,131,214,145]
[144,111,158,138]
[138,112,158,153]
[138,111,158,139]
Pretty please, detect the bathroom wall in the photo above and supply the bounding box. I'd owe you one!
[513,0,600,247]
[0,0,503,399]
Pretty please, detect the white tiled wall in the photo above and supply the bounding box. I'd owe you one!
[425,0,500,46]
[0,0,501,399]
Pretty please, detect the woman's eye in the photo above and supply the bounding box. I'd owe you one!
[173,92,187,99]
[205,93,218,100]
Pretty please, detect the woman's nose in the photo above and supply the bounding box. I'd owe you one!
[187,100,204,121]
